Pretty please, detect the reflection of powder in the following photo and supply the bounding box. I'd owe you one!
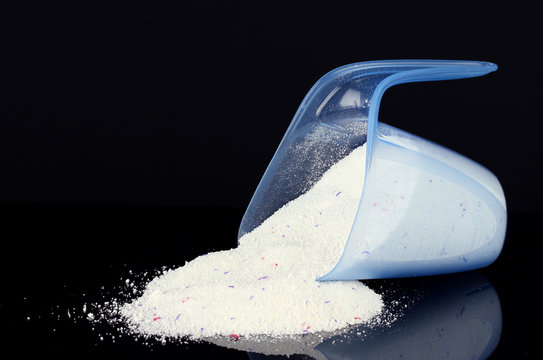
[120,143,384,338]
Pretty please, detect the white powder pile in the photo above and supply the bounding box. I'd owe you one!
[120,143,384,339]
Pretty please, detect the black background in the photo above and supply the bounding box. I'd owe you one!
[4,0,542,212]
[3,1,542,358]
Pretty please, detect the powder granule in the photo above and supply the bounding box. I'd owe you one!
[120,144,383,338]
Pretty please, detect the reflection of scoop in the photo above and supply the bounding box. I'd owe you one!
[239,271,501,360]
[238,60,506,280]
[316,272,502,360]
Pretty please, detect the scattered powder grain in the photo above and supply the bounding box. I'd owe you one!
[120,144,384,338]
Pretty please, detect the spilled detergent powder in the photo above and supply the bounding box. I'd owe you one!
[116,143,384,339]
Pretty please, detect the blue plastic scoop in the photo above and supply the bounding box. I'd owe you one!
[238,60,506,280]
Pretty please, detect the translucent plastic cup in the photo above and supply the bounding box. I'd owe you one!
[238,60,506,280]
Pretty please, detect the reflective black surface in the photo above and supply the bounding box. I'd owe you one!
[316,272,501,359]
[2,204,539,358]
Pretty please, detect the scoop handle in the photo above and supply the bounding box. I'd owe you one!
[300,60,498,167]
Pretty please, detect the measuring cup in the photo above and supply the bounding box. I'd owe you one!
[238,60,506,280]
